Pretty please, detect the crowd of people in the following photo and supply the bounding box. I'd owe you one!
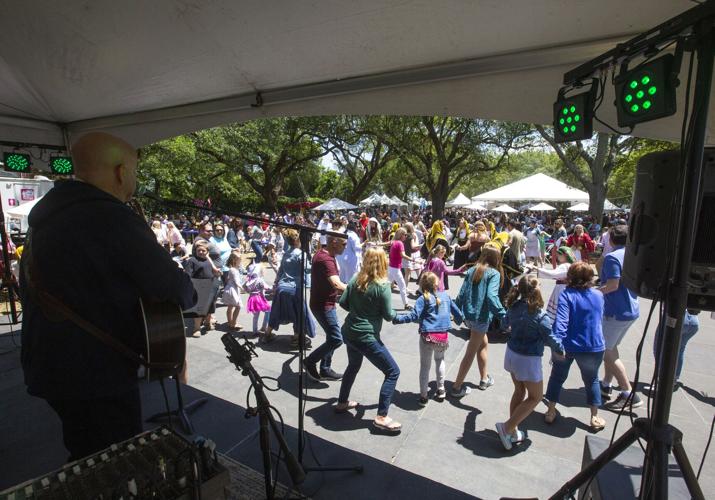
[138,203,708,451]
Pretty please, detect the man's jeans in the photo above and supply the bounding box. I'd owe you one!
[305,307,342,371]
[546,351,605,407]
[251,239,264,262]
[339,338,400,416]
[654,312,700,381]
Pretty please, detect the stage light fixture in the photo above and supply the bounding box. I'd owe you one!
[50,155,74,175]
[615,54,678,127]
[3,152,31,173]
[552,82,596,143]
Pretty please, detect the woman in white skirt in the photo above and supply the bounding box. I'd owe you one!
[402,223,423,291]
[523,219,542,267]
[495,275,564,451]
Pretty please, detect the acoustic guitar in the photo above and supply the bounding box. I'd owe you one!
[138,297,187,381]
[129,199,189,381]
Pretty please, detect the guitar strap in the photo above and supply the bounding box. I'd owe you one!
[23,230,173,370]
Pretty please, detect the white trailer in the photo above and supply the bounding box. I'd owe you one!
[0,175,55,233]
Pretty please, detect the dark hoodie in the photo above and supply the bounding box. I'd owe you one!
[20,181,196,399]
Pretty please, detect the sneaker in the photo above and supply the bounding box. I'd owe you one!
[642,382,680,397]
[495,422,513,450]
[511,429,525,444]
[600,382,613,400]
[320,368,343,381]
[302,360,322,381]
[418,396,429,407]
[478,375,494,390]
[451,385,472,398]
[606,392,644,411]
[435,389,446,401]
[191,330,202,338]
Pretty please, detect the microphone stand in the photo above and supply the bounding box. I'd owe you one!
[222,333,305,499]
[142,193,362,478]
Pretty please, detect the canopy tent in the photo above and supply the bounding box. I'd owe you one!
[529,202,556,211]
[312,198,357,211]
[475,173,590,203]
[493,204,518,213]
[465,201,487,210]
[390,196,407,207]
[0,2,700,150]
[446,193,472,207]
[6,196,43,217]
[360,193,383,206]
[567,202,590,212]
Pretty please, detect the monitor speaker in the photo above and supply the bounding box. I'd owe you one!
[622,148,715,310]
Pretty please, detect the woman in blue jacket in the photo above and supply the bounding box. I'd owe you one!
[496,275,564,450]
[452,245,506,397]
[544,262,607,430]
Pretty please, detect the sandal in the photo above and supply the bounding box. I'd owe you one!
[590,415,606,431]
[544,408,557,424]
[334,401,359,414]
[373,417,402,433]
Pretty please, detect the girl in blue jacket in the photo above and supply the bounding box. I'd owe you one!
[393,272,463,405]
[496,275,564,451]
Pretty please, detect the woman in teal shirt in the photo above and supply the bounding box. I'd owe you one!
[337,247,401,433]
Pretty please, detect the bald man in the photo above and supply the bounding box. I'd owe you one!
[20,132,196,461]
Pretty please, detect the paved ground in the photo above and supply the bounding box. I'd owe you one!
[184,266,715,499]
[1,266,713,499]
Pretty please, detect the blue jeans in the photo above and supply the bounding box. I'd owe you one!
[654,312,699,381]
[251,240,264,262]
[338,337,400,416]
[545,351,605,407]
[305,307,342,371]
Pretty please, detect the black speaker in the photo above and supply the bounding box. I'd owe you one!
[623,148,715,310]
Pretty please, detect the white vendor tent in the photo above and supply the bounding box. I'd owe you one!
[447,193,472,207]
[313,198,357,211]
[474,173,589,203]
[530,202,556,211]
[390,196,407,207]
[465,201,487,210]
[360,193,383,206]
[0,2,700,150]
[567,202,590,212]
[493,204,518,213]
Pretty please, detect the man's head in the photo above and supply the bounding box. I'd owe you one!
[326,235,347,256]
[611,224,628,246]
[72,132,138,202]
[198,222,213,238]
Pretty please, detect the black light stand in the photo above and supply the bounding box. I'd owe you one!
[141,193,363,477]
[222,333,306,499]
[552,2,714,498]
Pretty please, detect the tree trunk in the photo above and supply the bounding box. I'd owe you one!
[588,183,607,222]
[431,189,447,220]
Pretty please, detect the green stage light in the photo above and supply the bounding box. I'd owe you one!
[50,156,74,175]
[552,83,596,143]
[615,54,677,127]
[3,152,31,173]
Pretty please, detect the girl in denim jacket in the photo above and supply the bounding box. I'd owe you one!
[495,275,564,451]
[393,272,463,406]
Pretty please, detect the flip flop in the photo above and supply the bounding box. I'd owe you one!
[590,415,606,431]
[373,417,402,433]
[334,401,359,414]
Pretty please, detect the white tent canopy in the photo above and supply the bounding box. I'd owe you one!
[475,173,590,203]
[360,193,383,206]
[530,202,556,211]
[6,196,43,217]
[493,204,518,213]
[390,196,407,207]
[465,201,487,210]
[313,198,357,211]
[447,193,472,207]
[0,2,701,149]
[567,202,590,212]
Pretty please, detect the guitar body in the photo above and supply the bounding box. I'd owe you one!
[138,298,186,381]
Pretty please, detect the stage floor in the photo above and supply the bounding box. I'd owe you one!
[2,270,714,499]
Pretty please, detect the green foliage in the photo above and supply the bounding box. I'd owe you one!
[608,138,677,205]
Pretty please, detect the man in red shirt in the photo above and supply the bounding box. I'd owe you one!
[303,236,347,381]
